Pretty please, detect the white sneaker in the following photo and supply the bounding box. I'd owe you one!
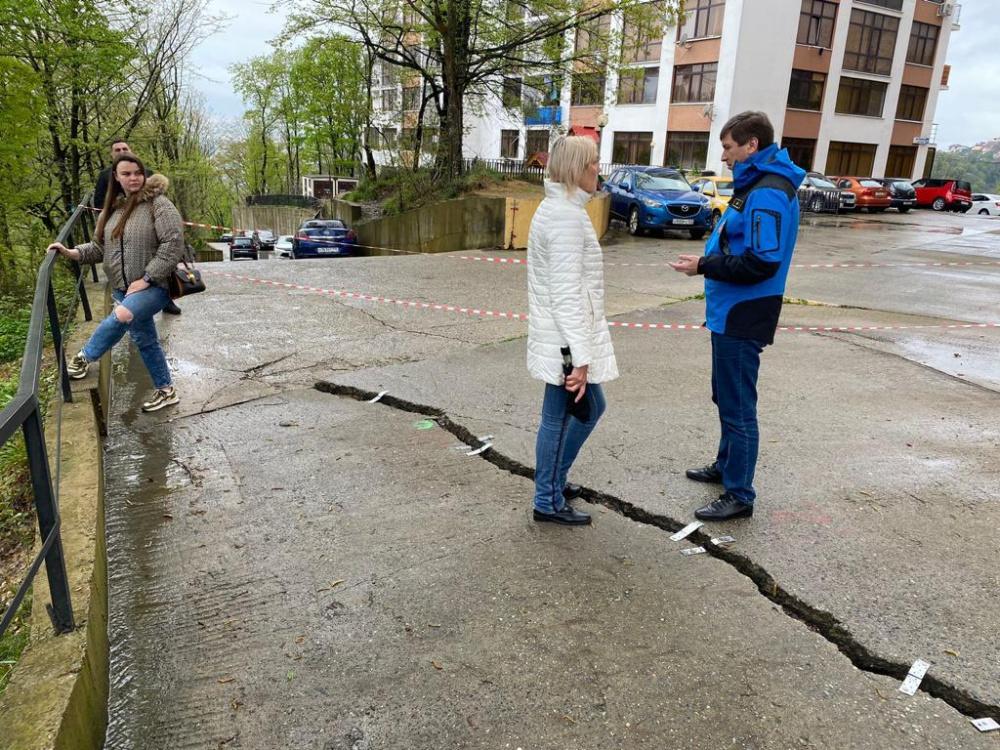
[141,386,179,412]
[67,351,89,379]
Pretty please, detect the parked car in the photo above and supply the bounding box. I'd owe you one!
[254,229,276,251]
[218,231,233,243]
[970,193,1000,216]
[230,235,258,261]
[911,178,973,212]
[690,175,733,229]
[275,234,294,257]
[870,178,916,213]
[798,173,856,213]
[602,166,712,239]
[291,219,357,259]
[832,177,892,212]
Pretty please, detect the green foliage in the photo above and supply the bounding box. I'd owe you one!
[345,162,502,215]
[0,308,31,365]
[933,147,1000,193]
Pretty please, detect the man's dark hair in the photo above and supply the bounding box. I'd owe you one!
[110,138,128,148]
[720,111,774,149]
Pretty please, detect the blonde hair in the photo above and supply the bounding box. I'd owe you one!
[547,136,599,190]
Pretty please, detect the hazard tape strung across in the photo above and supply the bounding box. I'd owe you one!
[204,269,1000,334]
[82,203,1000,270]
[453,255,1000,271]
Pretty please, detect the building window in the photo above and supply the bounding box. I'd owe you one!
[572,71,606,106]
[380,65,397,87]
[855,0,903,10]
[664,131,709,170]
[826,141,878,176]
[787,69,826,110]
[523,75,562,107]
[797,0,837,48]
[617,67,659,105]
[907,22,939,66]
[502,77,522,108]
[402,85,421,111]
[843,9,899,76]
[500,129,520,159]
[671,62,717,103]
[782,138,817,170]
[613,131,653,165]
[381,89,398,111]
[886,145,916,178]
[677,0,725,40]
[835,76,888,117]
[895,85,928,121]
[525,129,550,156]
[621,4,664,63]
[575,13,612,57]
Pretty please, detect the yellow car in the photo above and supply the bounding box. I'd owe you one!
[690,175,734,230]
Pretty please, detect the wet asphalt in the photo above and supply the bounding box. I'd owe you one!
[101,209,1000,749]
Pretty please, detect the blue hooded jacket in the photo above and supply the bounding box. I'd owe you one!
[699,144,806,344]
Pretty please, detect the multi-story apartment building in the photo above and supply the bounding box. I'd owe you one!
[371,0,960,180]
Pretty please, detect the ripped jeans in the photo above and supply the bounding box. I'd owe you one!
[82,286,172,389]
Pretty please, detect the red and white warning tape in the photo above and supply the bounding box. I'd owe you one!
[453,255,1000,271]
[204,269,1000,334]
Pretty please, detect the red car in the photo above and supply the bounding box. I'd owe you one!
[833,177,892,212]
[910,178,973,213]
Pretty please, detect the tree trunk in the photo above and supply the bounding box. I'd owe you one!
[436,0,471,179]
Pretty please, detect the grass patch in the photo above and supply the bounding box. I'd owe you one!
[0,592,31,696]
[344,163,507,217]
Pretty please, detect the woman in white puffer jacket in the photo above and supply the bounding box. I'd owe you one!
[527,136,619,526]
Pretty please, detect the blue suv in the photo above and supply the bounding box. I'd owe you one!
[602,166,712,239]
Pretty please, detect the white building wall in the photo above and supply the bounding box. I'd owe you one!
[916,1,957,177]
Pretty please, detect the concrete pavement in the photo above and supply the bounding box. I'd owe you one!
[101,209,1000,748]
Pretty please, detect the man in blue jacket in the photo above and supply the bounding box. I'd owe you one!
[670,111,806,521]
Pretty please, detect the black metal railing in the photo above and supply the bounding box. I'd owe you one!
[0,202,96,640]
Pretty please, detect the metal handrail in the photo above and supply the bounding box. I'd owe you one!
[0,201,96,639]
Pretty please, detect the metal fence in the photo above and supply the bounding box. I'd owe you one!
[0,202,96,641]
[463,158,546,184]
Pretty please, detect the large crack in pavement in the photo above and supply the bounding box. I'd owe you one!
[314,378,1000,724]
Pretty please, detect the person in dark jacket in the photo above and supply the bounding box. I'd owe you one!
[49,154,185,413]
[670,111,806,521]
[93,140,182,315]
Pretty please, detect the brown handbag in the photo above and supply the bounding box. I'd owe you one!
[168,260,206,299]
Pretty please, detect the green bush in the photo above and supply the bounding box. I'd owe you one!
[344,165,504,217]
[0,309,31,365]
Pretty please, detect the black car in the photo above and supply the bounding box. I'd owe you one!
[230,235,258,260]
[872,178,916,213]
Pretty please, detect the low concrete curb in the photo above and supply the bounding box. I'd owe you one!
[0,298,111,750]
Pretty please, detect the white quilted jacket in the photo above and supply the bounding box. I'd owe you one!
[526,181,619,385]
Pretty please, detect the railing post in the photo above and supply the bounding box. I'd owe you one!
[22,407,75,634]
[47,281,73,404]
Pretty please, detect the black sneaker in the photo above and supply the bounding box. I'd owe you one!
[163,300,182,315]
[67,351,89,380]
[694,493,754,522]
[533,506,592,526]
[685,462,723,484]
[142,386,180,412]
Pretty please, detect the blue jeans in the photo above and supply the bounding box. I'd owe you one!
[711,332,765,506]
[533,382,606,513]
[83,286,172,389]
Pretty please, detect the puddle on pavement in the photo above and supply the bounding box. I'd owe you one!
[104,342,186,749]
[887,336,1000,392]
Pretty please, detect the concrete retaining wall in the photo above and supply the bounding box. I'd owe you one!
[231,206,317,237]
[355,195,506,255]
[0,289,111,750]
[501,192,611,250]
[322,198,364,225]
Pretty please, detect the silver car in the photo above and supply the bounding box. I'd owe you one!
[799,173,856,213]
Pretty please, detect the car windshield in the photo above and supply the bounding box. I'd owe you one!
[891,181,913,190]
[713,180,734,196]
[634,171,690,191]
[860,179,883,188]
[233,238,252,246]
[808,176,836,188]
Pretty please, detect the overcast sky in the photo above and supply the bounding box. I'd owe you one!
[190,1,997,149]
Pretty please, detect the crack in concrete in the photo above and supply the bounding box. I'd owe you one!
[336,297,480,345]
[313,378,1000,723]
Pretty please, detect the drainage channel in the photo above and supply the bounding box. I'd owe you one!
[315,379,999,723]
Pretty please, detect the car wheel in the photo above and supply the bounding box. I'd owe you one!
[980,209,990,215]
[809,195,824,213]
[931,197,946,211]
[628,206,641,236]
[872,207,887,213]
[689,229,706,240]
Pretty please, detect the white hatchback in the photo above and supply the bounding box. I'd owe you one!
[275,235,294,257]
[970,194,1000,216]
